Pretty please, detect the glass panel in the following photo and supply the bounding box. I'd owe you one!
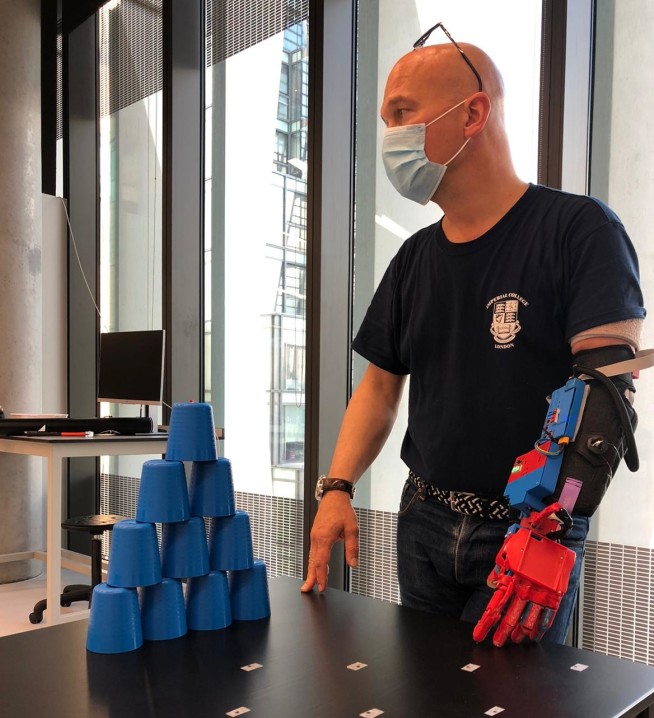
[98,0,164,481]
[351,1,543,600]
[205,6,309,578]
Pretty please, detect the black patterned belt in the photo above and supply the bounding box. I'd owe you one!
[407,471,515,521]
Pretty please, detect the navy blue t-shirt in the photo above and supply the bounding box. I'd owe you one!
[352,184,645,496]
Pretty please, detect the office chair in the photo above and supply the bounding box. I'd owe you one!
[29,514,127,624]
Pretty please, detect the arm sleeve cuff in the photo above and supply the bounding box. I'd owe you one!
[570,318,644,352]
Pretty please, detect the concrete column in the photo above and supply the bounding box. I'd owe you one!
[0,0,44,583]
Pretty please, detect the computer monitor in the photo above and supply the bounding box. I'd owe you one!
[97,330,165,406]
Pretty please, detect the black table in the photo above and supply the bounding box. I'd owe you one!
[1,577,653,717]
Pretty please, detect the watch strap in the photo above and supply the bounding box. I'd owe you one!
[316,476,355,499]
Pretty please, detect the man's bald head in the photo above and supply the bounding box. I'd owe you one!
[408,43,499,97]
[383,43,505,126]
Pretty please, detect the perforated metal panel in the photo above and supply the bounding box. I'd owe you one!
[100,473,303,579]
[234,491,303,578]
[581,540,654,665]
[56,26,63,141]
[207,0,309,66]
[350,507,400,604]
[99,0,163,118]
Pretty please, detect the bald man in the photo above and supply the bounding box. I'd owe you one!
[301,41,644,645]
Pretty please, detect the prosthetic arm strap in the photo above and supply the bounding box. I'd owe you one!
[581,347,654,381]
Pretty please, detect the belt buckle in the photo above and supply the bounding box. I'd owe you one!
[449,491,476,513]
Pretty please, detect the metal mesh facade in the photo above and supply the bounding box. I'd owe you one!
[582,540,654,666]
[207,0,308,66]
[99,473,303,579]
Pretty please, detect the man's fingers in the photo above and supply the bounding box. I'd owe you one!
[300,564,317,593]
[311,548,330,591]
[344,521,360,568]
[301,547,331,592]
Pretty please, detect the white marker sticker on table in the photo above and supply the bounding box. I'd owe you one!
[226,708,251,717]
[360,710,384,718]
[485,707,505,716]
[461,663,480,672]
[241,663,263,672]
[347,662,368,671]
[571,663,589,672]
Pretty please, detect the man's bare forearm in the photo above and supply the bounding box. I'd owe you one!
[327,363,406,483]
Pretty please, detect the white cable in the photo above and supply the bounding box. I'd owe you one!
[60,196,109,332]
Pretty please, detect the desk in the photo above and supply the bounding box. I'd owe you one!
[0,577,653,717]
[0,434,167,625]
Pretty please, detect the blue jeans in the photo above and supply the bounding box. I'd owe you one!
[396,480,589,645]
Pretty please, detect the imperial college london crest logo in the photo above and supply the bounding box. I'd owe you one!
[490,298,521,344]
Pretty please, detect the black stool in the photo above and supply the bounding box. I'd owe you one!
[29,514,128,624]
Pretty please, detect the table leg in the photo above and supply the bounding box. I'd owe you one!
[44,449,63,624]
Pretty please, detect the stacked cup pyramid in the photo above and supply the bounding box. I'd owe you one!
[86,402,271,654]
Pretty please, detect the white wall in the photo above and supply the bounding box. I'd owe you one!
[42,194,68,415]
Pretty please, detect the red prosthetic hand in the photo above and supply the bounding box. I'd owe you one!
[472,503,576,647]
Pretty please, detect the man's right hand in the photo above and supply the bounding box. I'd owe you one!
[300,364,405,594]
[300,491,359,593]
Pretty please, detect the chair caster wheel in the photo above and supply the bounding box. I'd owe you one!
[61,600,72,608]
[29,612,42,624]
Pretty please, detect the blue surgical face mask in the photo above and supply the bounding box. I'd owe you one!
[382,99,470,205]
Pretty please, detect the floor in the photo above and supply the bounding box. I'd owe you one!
[0,567,90,638]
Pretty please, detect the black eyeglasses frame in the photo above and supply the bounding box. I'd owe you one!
[413,22,483,93]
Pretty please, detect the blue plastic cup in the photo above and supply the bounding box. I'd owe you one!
[186,570,231,630]
[160,516,209,578]
[209,510,254,571]
[87,583,143,653]
[229,560,271,621]
[140,577,187,641]
[189,458,235,518]
[136,459,190,523]
[107,520,161,588]
[166,402,217,462]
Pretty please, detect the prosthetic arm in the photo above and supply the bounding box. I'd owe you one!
[473,344,648,647]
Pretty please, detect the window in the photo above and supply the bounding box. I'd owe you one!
[205,1,309,578]
[98,0,164,482]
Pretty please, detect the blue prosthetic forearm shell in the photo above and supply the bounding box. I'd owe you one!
[504,378,587,513]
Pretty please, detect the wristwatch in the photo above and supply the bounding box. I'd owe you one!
[315,475,356,501]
